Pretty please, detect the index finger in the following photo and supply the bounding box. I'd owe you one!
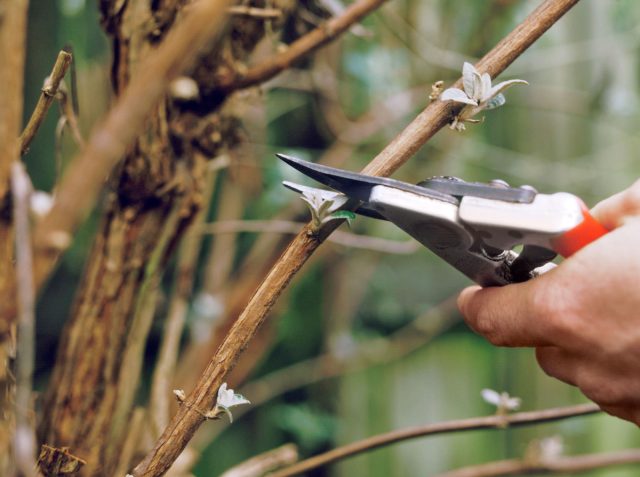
[457,279,558,347]
[590,179,640,230]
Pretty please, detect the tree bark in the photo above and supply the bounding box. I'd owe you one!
[38,0,279,474]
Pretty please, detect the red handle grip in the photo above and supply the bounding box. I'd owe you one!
[551,203,608,257]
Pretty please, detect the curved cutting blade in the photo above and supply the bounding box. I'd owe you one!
[276,154,457,205]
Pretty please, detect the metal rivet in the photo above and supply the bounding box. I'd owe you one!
[489,179,510,188]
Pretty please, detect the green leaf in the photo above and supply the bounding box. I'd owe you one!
[329,210,356,225]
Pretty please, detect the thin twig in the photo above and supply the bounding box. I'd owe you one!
[131,2,582,476]
[11,162,37,476]
[19,50,73,156]
[268,403,601,477]
[57,83,85,149]
[201,220,419,254]
[114,407,146,477]
[215,0,390,93]
[220,444,298,477]
[434,449,640,477]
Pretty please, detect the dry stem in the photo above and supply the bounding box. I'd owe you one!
[268,403,601,477]
[114,408,146,477]
[132,1,581,475]
[56,83,85,149]
[435,449,640,477]
[215,0,391,93]
[220,444,298,477]
[19,50,73,156]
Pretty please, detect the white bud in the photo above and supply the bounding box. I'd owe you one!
[169,77,199,101]
[30,191,54,217]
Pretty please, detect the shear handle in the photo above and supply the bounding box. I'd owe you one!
[550,202,608,257]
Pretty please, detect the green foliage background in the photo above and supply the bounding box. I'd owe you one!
[25,0,640,475]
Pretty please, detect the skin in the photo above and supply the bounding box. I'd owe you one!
[457,179,640,425]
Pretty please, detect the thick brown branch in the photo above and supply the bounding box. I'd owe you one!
[132,1,581,475]
[216,0,390,93]
[435,449,640,477]
[19,50,73,156]
[268,404,601,477]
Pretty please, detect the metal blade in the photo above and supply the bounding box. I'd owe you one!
[276,154,457,205]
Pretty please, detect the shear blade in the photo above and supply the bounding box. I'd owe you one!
[276,154,457,205]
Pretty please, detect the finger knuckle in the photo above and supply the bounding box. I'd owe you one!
[599,405,639,424]
[535,348,557,378]
[529,281,578,342]
[622,179,640,215]
[473,309,507,345]
[527,284,553,322]
[576,376,605,403]
[576,374,625,406]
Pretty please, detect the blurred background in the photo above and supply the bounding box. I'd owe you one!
[24,0,640,475]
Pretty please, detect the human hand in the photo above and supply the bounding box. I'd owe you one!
[457,180,640,424]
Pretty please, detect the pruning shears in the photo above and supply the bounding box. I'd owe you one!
[277,154,609,287]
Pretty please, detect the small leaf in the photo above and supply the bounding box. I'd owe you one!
[440,88,477,106]
[481,388,501,406]
[216,383,251,409]
[484,93,506,110]
[487,79,528,101]
[329,210,356,225]
[471,70,483,101]
[481,73,492,100]
[462,62,478,98]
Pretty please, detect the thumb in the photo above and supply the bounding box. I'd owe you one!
[590,179,640,230]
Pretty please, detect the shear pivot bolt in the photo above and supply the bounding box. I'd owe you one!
[489,179,510,188]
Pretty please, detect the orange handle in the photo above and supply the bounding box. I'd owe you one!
[551,202,608,257]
